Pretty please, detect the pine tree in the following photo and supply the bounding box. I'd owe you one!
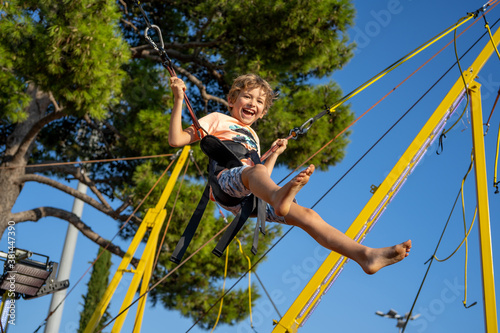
[1,0,356,327]
[77,247,112,333]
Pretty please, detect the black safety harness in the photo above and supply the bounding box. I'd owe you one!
[133,1,315,264]
[170,135,267,264]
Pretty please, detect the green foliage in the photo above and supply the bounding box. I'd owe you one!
[0,0,129,120]
[77,247,112,333]
[1,0,357,329]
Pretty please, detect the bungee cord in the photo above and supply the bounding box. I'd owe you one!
[58,2,500,332]
[180,10,500,332]
[261,12,477,162]
[0,153,174,170]
[278,9,500,186]
[401,156,479,332]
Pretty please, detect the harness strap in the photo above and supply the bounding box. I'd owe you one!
[213,148,266,257]
[170,184,211,264]
[170,135,267,263]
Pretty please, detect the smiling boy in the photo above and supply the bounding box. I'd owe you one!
[168,73,411,274]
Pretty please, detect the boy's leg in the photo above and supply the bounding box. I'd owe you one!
[285,203,411,274]
[241,164,314,216]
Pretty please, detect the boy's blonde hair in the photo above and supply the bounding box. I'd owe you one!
[227,74,277,114]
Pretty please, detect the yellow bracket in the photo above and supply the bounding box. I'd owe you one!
[83,146,190,333]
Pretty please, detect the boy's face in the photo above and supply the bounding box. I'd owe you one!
[229,87,266,126]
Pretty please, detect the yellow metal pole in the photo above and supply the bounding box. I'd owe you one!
[112,145,190,332]
[155,147,191,210]
[133,229,158,332]
[469,82,498,333]
[273,25,500,333]
[84,146,190,333]
[83,218,150,333]
[111,209,165,332]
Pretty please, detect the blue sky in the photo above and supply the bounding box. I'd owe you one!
[2,0,500,332]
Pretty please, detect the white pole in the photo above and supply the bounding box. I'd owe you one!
[44,181,88,333]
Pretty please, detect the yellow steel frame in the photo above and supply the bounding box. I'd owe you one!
[84,146,190,333]
[273,26,500,333]
[470,82,498,332]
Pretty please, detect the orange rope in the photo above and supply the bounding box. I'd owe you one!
[0,153,173,170]
[279,7,492,183]
[97,222,231,333]
[35,157,177,330]
[153,157,191,269]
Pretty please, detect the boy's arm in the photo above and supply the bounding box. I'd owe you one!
[263,138,287,175]
[168,77,199,147]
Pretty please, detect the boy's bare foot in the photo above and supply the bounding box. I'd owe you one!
[361,240,412,275]
[273,164,315,216]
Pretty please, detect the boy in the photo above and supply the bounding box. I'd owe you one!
[168,74,411,274]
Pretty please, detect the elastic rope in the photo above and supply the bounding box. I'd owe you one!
[495,120,500,192]
[485,88,500,130]
[0,153,174,170]
[153,156,191,270]
[484,15,500,60]
[253,271,282,319]
[236,238,254,328]
[324,14,474,115]
[433,155,476,262]
[402,158,477,332]
[184,227,295,333]
[261,13,476,160]
[278,13,494,186]
[97,222,231,333]
[133,1,207,137]
[401,188,462,332]
[210,244,229,333]
[441,25,471,138]
[435,217,476,263]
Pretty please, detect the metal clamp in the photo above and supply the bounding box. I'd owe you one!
[289,117,315,140]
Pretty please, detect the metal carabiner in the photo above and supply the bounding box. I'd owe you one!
[144,24,165,51]
[288,117,315,140]
[299,117,315,134]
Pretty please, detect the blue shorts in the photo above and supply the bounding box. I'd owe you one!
[216,166,287,224]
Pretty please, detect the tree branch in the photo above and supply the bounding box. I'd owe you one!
[173,65,228,107]
[25,158,113,211]
[17,173,113,215]
[121,18,138,32]
[12,111,66,165]
[130,45,223,81]
[19,171,142,224]
[10,207,139,266]
[49,92,62,112]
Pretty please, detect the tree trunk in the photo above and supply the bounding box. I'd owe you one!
[0,83,51,237]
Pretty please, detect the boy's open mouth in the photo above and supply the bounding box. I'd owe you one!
[242,108,255,116]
